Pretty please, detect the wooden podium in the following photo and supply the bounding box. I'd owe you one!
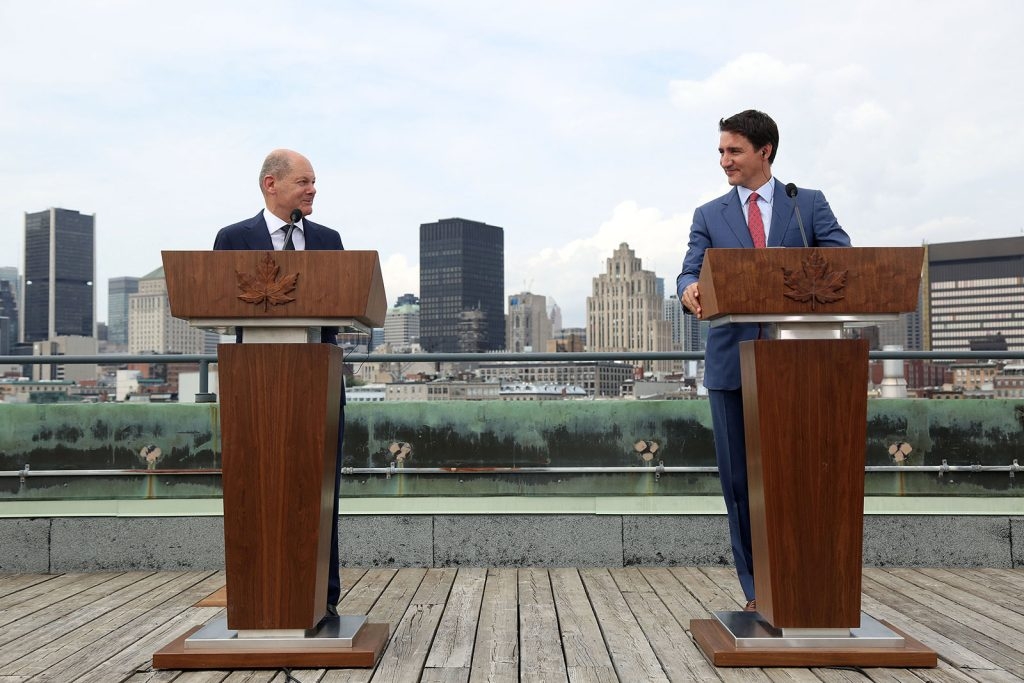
[689,247,937,667]
[153,250,389,669]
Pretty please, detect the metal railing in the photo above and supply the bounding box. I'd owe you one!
[2,460,1021,480]
[4,348,1024,400]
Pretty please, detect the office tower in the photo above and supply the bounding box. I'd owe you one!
[0,269,18,354]
[108,276,140,347]
[21,208,96,343]
[419,218,504,353]
[507,292,552,352]
[587,243,672,373]
[128,266,214,354]
[924,236,1024,352]
[549,302,563,338]
[383,294,420,351]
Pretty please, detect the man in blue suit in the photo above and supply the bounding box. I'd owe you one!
[676,111,851,611]
[214,148,346,617]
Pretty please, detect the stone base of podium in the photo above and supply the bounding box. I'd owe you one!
[152,622,389,670]
[690,618,937,668]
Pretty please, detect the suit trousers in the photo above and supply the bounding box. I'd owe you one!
[327,409,344,607]
[708,387,755,601]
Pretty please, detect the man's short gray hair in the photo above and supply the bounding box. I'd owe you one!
[259,150,293,190]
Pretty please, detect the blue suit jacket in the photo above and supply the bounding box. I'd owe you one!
[676,179,851,390]
[213,211,347,400]
[213,211,343,251]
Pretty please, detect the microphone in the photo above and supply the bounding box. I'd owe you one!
[289,208,302,224]
[282,208,302,249]
[785,183,809,247]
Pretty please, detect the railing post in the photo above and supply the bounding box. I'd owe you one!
[195,359,217,403]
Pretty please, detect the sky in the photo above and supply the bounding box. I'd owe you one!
[2,1,1022,328]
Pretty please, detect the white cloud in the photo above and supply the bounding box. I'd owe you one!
[3,0,1024,329]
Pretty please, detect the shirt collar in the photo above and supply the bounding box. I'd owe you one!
[262,208,303,234]
[737,178,775,205]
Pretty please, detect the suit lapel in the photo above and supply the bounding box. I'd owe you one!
[767,179,794,247]
[719,189,753,247]
[304,223,321,250]
[243,212,274,250]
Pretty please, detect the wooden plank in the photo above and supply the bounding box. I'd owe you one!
[117,670,185,683]
[868,570,1024,656]
[365,568,427,626]
[337,568,398,616]
[2,571,216,677]
[222,672,287,682]
[469,568,518,683]
[862,571,1024,676]
[518,568,568,683]
[764,671,829,682]
[0,571,192,670]
[0,572,128,625]
[0,574,62,600]
[674,567,744,613]
[859,591,999,672]
[579,568,668,681]
[413,568,458,607]
[549,568,617,683]
[638,568,715,623]
[169,671,233,683]
[608,567,654,594]
[369,602,445,682]
[33,572,226,682]
[638,568,773,682]
[910,568,1024,628]
[968,568,1024,593]
[621,587,721,682]
[425,568,486,670]
[319,666,373,683]
[420,668,470,683]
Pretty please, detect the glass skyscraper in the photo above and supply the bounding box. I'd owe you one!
[419,218,505,353]
[22,208,96,343]
[107,276,140,346]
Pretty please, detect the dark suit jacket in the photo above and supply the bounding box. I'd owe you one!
[214,211,347,400]
[676,179,852,390]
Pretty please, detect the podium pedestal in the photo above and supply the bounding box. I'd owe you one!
[153,250,389,670]
[687,247,935,668]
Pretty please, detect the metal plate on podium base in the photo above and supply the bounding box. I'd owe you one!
[690,611,937,668]
[152,615,390,670]
[186,614,367,650]
[714,611,905,649]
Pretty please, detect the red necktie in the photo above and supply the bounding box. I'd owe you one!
[748,192,766,248]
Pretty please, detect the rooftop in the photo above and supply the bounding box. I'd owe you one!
[2,566,1022,681]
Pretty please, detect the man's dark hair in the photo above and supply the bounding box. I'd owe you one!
[719,110,779,163]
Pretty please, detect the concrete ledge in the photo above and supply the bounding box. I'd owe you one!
[1,514,1020,572]
[863,515,1013,568]
[433,515,623,567]
[1012,517,1024,568]
[49,517,224,572]
[622,515,732,566]
[0,518,50,572]
[339,515,433,567]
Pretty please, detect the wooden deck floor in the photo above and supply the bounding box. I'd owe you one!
[0,567,1022,682]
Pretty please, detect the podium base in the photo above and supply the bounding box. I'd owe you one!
[690,613,936,667]
[153,616,389,669]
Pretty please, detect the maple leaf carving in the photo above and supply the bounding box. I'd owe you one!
[236,253,299,311]
[782,252,847,311]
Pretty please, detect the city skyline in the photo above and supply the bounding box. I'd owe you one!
[3,3,1024,328]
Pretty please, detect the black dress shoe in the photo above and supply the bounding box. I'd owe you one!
[326,603,339,616]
